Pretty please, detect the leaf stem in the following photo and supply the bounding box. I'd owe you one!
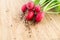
[46,4,60,11]
[41,0,50,7]
[46,11,60,14]
[43,0,55,11]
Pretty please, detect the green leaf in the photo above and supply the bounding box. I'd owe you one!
[34,0,40,5]
[55,5,60,12]
[54,0,60,12]
[33,0,60,14]
[57,0,60,2]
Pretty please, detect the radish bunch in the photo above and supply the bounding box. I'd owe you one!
[21,1,44,23]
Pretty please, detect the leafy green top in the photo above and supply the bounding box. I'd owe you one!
[32,0,60,14]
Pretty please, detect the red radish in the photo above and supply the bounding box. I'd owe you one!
[21,4,27,12]
[26,11,34,20]
[26,2,34,10]
[35,5,41,12]
[35,12,44,22]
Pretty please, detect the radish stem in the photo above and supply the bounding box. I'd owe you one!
[43,0,55,11]
[46,11,60,14]
[46,4,60,11]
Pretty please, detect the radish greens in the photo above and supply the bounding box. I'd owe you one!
[32,0,60,14]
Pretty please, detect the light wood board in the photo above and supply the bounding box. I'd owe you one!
[0,0,60,40]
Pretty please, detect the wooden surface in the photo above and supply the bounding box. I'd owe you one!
[0,0,60,40]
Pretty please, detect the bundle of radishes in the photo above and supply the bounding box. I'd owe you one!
[21,1,44,23]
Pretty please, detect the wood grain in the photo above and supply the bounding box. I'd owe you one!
[0,0,60,40]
